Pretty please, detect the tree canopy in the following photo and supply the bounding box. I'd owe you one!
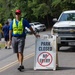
[0,0,75,28]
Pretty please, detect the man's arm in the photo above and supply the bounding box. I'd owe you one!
[9,30,12,45]
[29,27,36,35]
[9,21,13,41]
[9,30,12,41]
[29,27,40,37]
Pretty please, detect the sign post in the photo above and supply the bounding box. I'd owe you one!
[34,35,58,70]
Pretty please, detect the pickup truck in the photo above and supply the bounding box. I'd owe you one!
[51,10,75,51]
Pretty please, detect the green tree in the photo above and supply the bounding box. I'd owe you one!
[51,0,75,17]
[1,0,75,28]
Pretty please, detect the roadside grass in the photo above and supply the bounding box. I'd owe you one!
[0,43,5,49]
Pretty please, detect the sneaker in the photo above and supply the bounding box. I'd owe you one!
[5,46,7,49]
[21,66,25,69]
[8,47,11,49]
[18,66,25,72]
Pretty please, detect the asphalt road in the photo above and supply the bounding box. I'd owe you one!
[0,31,75,75]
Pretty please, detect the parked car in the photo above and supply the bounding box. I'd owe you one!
[51,10,75,51]
[25,22,46,34]
[25,26,35,34]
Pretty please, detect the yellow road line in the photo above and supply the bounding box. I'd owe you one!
[0,53,34,72]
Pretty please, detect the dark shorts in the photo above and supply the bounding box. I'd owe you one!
[4,35,9,41]
[12,37,25,53]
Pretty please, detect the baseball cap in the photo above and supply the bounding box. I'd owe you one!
[15,9,21,14]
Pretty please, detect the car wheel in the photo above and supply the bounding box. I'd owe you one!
[43,29,46,31]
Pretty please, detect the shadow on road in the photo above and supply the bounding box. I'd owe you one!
[57,66,75,70]
[17,67,75,72]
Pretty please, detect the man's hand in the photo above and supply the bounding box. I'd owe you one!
[29,27,40,38]
[35,34,40,38]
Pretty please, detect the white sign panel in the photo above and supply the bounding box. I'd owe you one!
[34,35,57,70]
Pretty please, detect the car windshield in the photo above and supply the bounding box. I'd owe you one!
[30,22,41,26]
[58,13,75,21]
[34,22,41,25]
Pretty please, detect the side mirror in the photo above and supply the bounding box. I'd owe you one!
[53,18,58,22]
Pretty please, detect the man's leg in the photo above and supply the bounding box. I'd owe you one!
[17,37,25,71]
[17,52,25,71]
[5,41,7,49]
[5,37,8,49]
[17,52,23,66]
[8,41,11,49]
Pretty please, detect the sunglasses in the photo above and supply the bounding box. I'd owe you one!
[15,13,21,15]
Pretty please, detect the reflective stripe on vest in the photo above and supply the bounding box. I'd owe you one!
[13,18,23,35]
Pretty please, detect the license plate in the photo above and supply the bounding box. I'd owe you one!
[69,42,75,45]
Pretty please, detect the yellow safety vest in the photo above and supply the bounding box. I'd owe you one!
[13,18,23,35]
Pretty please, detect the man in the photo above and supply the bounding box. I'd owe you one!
[2,21,11,49]
[9,9,40,72]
